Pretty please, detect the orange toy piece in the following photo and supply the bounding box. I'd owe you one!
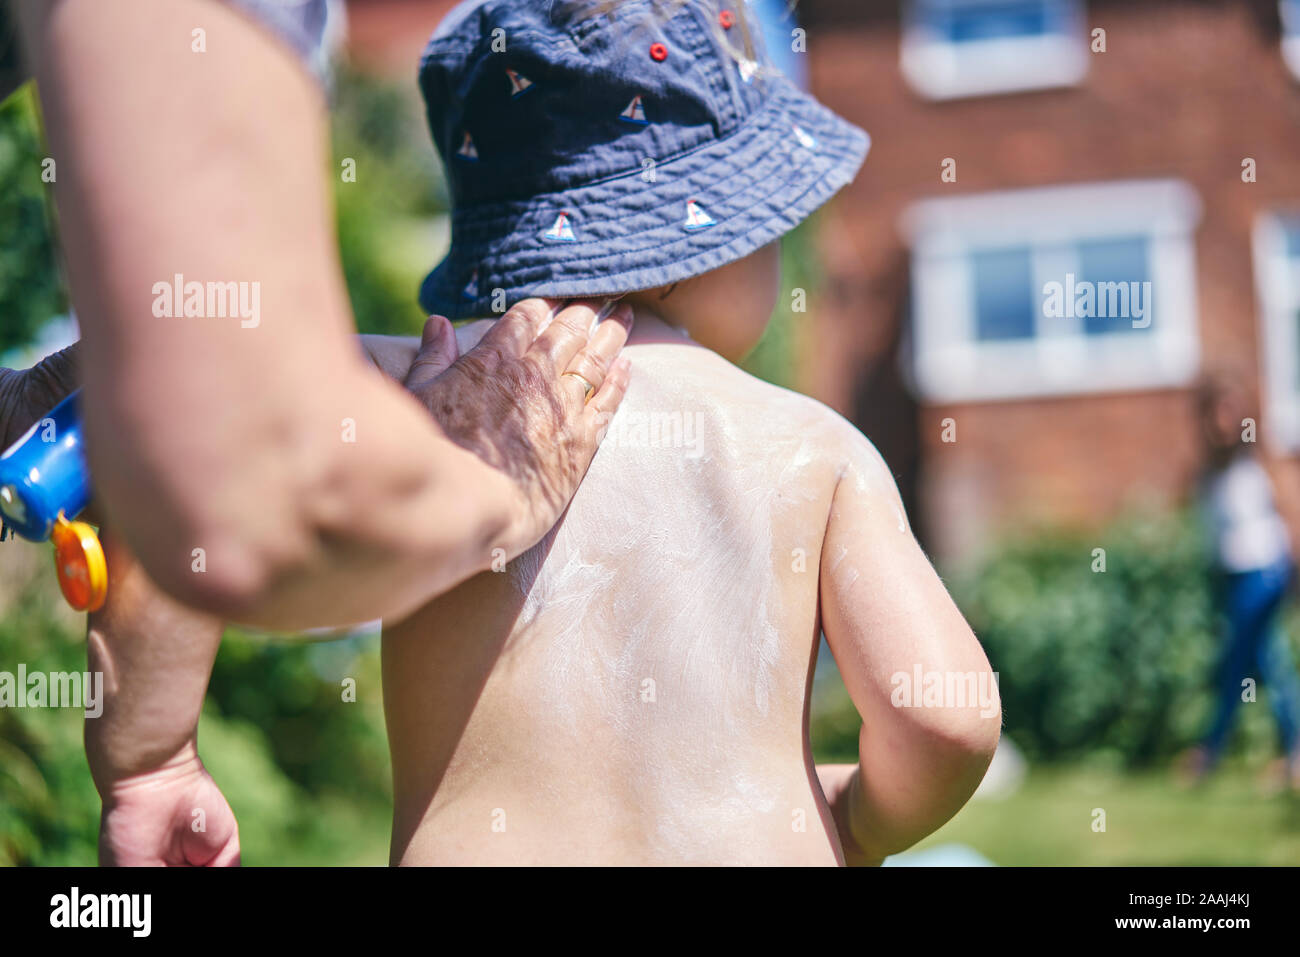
[51,513,107,613]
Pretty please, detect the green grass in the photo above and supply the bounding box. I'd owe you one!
[913,763,1300,865]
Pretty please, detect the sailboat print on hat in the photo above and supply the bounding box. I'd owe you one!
[619,95,649,125]
[456,131,479,161]
[462,270,480,300]
[506,68,534,97]
[543,210,577,243]
[683,199,716,232]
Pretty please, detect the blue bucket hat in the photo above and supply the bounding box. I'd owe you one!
[417,0,870,319]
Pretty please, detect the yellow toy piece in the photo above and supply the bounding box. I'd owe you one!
[51,513,107,613]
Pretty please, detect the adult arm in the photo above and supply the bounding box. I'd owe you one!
[0,340,77,450]
[15,0,629,629]
[85,527,239,866]
[816,431,1000,865]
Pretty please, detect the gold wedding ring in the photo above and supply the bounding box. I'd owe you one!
[561,371,597,402]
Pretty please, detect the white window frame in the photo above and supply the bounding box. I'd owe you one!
[1281,1,1300,82]
[901,179,1202,404]
[1252,212,1300,452]
[900,0,1089,101]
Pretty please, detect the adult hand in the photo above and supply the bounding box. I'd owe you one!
[98,741,240,867]
[86,527,231,865]
[405,298,633,562]
[0,342,78,450]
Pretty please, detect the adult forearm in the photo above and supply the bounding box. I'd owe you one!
[0,342,79,450]
[0,333,526,629]
[94,356,514,630]
[85,298,630,630]
[16,0,503,625]
[0,343,507,628]
[18,2,629,628]
[83,530,223,793]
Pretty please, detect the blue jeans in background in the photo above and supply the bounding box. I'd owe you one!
[1203,557,1300,765]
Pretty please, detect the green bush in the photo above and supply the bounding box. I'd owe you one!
[206,627,391,809]
[0,557,390,866]
[200,629,392,865]
[330,65,448,337]
[949,509,1296,765]
[0,580,100,866]
[0,85,66,354]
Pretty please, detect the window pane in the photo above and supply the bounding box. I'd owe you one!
[1077,236,1151,336]
[917,0,1055,43]
[972,246,1036,341]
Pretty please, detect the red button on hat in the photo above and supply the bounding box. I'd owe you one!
[650,42,668,61]
[720,10,735,28]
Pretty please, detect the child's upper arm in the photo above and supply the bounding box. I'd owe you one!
[817,424,997,747]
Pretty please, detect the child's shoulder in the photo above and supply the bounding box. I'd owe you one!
[710,359,899,498]
[618,342,899,502]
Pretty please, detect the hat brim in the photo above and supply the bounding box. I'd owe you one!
[419,75,870,319]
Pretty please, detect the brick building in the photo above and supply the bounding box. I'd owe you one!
[798,0,1300,559]
[342,0,1300,560]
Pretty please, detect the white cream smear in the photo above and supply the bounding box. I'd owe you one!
[500,342,835,854]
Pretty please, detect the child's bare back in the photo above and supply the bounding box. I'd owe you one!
[382,316,877,865]
[378,0,995,867]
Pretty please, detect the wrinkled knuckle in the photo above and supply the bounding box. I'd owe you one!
[558,312,592,339]
[505,299,547,330]
[525,342,558,377]
[579,348,610,380]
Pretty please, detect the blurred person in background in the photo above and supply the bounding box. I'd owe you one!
[1184,370,1300,790]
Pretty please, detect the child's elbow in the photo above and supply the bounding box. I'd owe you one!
[926,634,1002,768]
[938,696,1002,776]
[952,704,1001,769]
[906,687,1002,772]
